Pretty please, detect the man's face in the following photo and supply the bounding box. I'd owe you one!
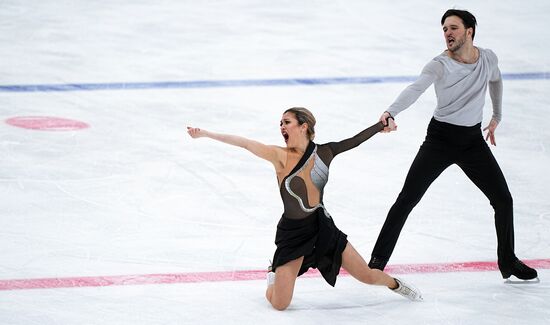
[442,15,470,52]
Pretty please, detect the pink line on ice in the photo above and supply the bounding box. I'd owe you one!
[1,258,548,291]
[5,116,89,131]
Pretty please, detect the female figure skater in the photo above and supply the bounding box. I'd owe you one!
[187,107,422,310]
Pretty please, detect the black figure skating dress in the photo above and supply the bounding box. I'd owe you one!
[271,121,384,286]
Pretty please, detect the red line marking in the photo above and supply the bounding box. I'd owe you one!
[1,259,547,291]
[5,116,89,131]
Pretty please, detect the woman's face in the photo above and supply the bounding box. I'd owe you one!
[280,112,306,146]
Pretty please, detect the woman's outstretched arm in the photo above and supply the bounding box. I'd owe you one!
[187,127,283,166]
[327,121,385,157]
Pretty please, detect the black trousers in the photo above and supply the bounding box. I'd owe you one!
[371,118,516,268]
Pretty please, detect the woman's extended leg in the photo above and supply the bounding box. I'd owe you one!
[265,256,304,311]
[342,242,422,300]
[342,242,396,287]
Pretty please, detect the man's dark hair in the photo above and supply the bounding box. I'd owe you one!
[441,9,477,40]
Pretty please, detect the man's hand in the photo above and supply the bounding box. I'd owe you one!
[380,111,397,133]
[483,119,499,146]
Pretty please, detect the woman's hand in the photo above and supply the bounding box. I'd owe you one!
[187,126,207,138]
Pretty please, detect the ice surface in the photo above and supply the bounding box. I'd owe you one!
[1,1,549,324]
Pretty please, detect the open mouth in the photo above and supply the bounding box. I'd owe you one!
[447,38,455,46]
[282,131,289,143]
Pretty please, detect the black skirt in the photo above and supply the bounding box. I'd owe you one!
[271,208,348,287]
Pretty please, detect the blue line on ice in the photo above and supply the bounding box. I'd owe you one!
[1,72,548,93]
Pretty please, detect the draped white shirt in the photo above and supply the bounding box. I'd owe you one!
[387,47,503,127]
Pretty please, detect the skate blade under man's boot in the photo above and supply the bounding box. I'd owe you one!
[391,278,423,301]
[500,259,539,284]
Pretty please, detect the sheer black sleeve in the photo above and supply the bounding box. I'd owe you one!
[326,121,384,157]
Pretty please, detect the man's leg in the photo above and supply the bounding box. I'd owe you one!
[457,141,537,280]
[369,144,452,270]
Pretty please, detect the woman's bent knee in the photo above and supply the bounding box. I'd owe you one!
[270,299,290,311]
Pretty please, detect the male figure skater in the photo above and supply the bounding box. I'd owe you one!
[369,9,538,281]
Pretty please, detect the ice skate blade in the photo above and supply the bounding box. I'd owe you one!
[503,277,540,284]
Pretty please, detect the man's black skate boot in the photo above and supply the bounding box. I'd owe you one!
[368,256,388,271]
[499,259,538,280]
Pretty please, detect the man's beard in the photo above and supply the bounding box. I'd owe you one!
[448,32,466,52]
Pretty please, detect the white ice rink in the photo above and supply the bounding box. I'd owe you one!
[1,1,550,324]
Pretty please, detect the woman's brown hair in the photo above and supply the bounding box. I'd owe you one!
[284,107,316,140]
